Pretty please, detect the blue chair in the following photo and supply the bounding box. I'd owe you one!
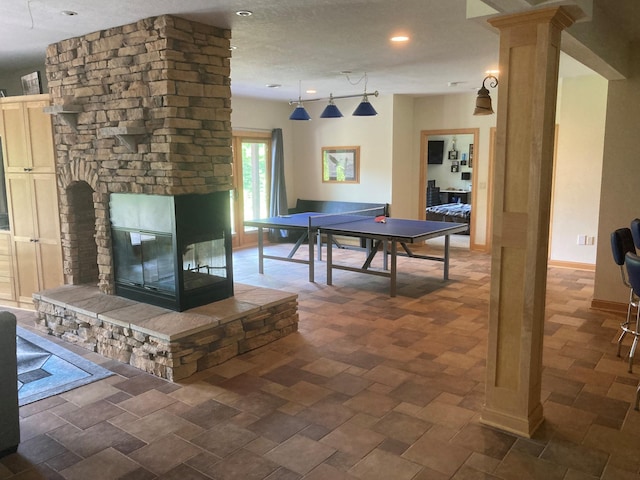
[625,253,640,410]
[611,228,640,372]
[631,218,640,251]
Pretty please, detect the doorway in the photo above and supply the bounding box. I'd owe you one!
[419,128,482,250]
[231,131,271,247]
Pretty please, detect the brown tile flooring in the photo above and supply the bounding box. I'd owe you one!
[3,238,640,480]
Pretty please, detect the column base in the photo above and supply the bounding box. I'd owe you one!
[480,403,544,438]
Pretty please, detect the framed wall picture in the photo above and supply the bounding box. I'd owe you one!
[469,144,474,168]
[322,146,360,183]
[21,71,42,95]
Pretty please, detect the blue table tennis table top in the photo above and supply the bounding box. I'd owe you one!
[245,212,466,241]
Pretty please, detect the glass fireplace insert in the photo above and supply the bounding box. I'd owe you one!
[110,191,233,311]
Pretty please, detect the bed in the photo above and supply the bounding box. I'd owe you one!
[426,202,470,234]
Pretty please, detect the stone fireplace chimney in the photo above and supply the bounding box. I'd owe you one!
[44,15,233,308]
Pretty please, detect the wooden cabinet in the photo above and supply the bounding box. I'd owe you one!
[0,96,55,173]
[0,233,15,301]
[0,94,63,309]
[6,173,63,306]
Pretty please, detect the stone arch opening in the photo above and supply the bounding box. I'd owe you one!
[64,181,99,286]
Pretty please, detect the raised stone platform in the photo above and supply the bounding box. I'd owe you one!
[32,283,298,381]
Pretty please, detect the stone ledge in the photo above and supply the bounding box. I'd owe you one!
[33,283,298,381]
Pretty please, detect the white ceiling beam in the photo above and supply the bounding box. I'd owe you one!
[468,0,630,79]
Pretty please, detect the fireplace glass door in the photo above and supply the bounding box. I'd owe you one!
[112,230,175,294]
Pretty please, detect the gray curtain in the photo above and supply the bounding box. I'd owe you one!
[268,128,289,241]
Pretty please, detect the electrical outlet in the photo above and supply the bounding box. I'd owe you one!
[586,236,595,245]
[577,235,587,245]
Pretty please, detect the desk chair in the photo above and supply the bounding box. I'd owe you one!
[611,228,640,372]
[631,218,640,251]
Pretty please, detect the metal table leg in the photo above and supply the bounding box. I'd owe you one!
[257,227,264,274]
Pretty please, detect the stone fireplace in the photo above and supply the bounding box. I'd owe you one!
[45,15,233,301]
[33,15,299,380]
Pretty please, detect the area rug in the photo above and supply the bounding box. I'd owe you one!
[17,327,113,406]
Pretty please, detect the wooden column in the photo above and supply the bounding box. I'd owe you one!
[482,7,575,437]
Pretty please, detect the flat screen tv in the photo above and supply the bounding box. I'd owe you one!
[427,140,444,164]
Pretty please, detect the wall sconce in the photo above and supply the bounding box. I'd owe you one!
[289,73,379,120]
[473,75,499,116]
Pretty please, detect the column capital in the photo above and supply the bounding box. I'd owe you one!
[489,5,577,31]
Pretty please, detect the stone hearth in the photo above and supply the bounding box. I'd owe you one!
[33,284,298,381]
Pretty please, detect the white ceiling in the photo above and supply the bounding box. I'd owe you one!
[0,0,637,102]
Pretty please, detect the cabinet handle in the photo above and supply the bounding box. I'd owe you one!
[23,167,33,172]
[30,238,39,243]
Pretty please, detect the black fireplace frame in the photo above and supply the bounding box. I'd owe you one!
[110,191,234,311]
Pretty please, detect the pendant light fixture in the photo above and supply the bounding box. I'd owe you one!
[289,80,311,120]
[320,94,343,118]
[352,73,378,116]
[288,73,379,120]
[352,93,378,116]
[473,75,499,115]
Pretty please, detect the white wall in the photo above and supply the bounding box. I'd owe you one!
[594,46,640,305]
[390,95,415,217]
[289,95,394,205]
[0,64,48,97]
[550,75,608,266]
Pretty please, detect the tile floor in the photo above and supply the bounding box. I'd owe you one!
[2,238,640,480]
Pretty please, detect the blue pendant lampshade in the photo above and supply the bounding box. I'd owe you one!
[320,94,343,118]
[353,94,378,116]
[289,103,311,120]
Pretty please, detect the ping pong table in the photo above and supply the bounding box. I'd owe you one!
[244,211,468,296]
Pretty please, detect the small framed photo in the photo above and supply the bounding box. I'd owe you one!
[21,71,42,95]
[460,160,467,166]
[451,164,459,173]
[448,150,458,160]
[469,144,474,168]
[322,146,360,183]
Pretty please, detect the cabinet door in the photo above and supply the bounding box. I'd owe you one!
[13,240,38,306]
[25,100,56,173]
[32,174,63,291]
[0,103,29,172]
[5,173,34,238]
[0,97,55,173]
[0,233,15,301]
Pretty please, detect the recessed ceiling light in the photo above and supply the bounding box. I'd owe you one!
[390,35,409,43]
[61,10,78,16]
[266,84,281,88]
[236,10,253,17]
[306,89,317,94]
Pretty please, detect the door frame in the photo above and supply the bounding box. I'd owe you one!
[419,128,482,250]
[231,130,272,247]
